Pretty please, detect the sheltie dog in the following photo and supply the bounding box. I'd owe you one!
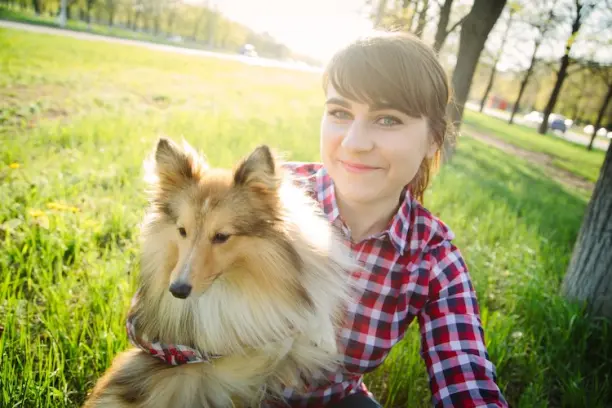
[83,137,358,408]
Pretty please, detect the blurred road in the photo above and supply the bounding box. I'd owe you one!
[465,102,609,152]
[0,20,323,73]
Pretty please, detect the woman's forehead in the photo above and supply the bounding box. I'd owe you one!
[325,83,398,112]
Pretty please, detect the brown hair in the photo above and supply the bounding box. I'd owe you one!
[321,31,454,203]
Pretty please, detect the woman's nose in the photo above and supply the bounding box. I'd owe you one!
[341,120,374,152]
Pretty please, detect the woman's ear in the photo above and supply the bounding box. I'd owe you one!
[426,139,439,159]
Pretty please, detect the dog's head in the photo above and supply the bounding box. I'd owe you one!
[142,137,312,307]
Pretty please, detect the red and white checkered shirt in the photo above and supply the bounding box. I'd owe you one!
[271,163,508,408]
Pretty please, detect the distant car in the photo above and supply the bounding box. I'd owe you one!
[524,111,543,124]
[550,118,567,133]
[583,124,609,137]
[239,44,258,57]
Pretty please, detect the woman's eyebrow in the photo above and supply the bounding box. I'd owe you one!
[368,101,397,112]
[325,97,351,108]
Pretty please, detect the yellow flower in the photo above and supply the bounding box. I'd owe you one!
[28,209,45,218]
[28,209,50,229]
[47,202,80,213]
[9,163,20,169]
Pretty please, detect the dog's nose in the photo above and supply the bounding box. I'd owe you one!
[169,282,192,299]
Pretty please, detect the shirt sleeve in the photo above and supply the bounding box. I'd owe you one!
[417,241,508,408]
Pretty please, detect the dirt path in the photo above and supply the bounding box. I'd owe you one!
[464,125,595,193]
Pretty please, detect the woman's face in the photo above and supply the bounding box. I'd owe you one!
[320,83,437,207]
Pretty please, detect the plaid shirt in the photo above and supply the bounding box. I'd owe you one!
[272,163,508,408]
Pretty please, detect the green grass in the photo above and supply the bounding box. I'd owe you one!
[1,27,611,407]
[463,110,606,183]
[0,7,196,46]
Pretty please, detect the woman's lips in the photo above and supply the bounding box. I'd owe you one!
[340,160,380,174]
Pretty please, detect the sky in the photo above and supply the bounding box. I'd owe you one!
[212,0,611,69]
[212,0,374,62]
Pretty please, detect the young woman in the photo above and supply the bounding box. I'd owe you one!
[275,31,508,407]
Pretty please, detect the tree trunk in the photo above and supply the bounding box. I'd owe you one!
[509,39,541,125]
[479,9,514,113]
[588,82,612,151]
[153,15,160,35]
[58,0,67,27]
[167,11,176,36]
[407,0,417,32]
[538,1,584,135]
[31,0,40,14]
[444,0,507,161]
[415,0,428,38]
[127,8,132,29]
[479,67,497,112]
[86,2,91,24]
[374,0,388,28]
[538,53,570,134]
[433,0,452,52]
[571,91,586,122]
[562,142,612,320]
[133,12,141,30]
[192,10,206,41]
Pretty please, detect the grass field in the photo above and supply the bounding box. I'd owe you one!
[0,7,197,48]
[463,110,606,183]
[1,27,611,408]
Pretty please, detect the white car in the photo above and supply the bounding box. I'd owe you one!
[524,111,543,124]
[584,125,609,137]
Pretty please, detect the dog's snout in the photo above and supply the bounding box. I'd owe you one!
[169,282,192,299]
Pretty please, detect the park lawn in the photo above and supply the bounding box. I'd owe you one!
[0,7,168,43]
[463,110,606,183]
[1,28,611,408]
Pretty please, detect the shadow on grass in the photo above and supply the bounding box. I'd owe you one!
[463,111,600,153]
[449,142,587,250]
[439,140,612,407]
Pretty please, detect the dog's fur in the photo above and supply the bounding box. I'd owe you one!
[83,138,358,408]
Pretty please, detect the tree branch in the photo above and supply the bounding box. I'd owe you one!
[446,13,467,35]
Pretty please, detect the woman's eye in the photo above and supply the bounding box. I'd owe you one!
[178,227,187,238]
[329,109,352,120]
[377,116,402,127]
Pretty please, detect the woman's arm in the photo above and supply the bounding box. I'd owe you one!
[418,241,508,408]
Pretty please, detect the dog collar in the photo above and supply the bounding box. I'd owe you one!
[125,292,223,366]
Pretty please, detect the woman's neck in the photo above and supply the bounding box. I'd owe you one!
[335,192,400,243]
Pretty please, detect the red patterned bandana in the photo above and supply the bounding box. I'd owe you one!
[125,291,223,366]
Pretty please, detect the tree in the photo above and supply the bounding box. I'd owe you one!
[479,4,518,112]
[165,0,181,36]
[444,0,507,160]
[508,0,561,124]
[105,0,118,26]
[433,0,468,52]
[31,0,41,14]
[562,141,612,320]
[538,0,596,135]
[414,0,429,38]
[58,0,67,27]
[373,0,389,27]
[587,68,612,151]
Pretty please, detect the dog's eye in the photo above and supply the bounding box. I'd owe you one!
[178,227,187,238]
[212,232,230,244]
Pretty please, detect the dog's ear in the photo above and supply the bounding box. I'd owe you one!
[148,137,207,184]
[233,145,279,192]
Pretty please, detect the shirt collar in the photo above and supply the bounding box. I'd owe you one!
[314,166,412,254]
